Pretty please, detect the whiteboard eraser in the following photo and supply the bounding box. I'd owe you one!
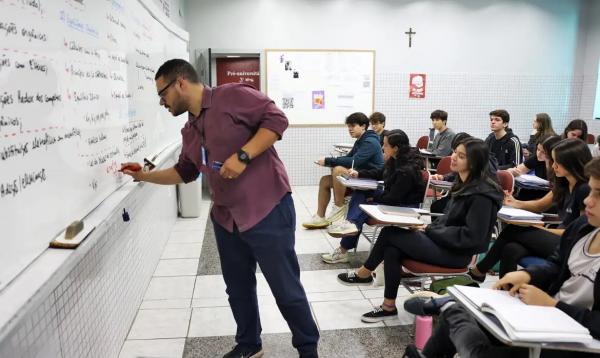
[64,220,84,240]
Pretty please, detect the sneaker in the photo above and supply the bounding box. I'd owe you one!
[361,305,398,323]
[222,344,264,358]
[402,344,425,358]
[337,271,373,286]
[403,295,455,316]
[468,267,486,283]
[321,247,349,264]
[302,214,329,229]
[325,204,347,223]
[327,220,359,238]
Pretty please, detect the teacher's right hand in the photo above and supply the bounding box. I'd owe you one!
[121,162,145,181]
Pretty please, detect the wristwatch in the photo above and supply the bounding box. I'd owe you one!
[237,149,251,164]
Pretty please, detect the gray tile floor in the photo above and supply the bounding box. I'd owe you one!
[119,186,498,358]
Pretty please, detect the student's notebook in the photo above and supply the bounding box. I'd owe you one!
[335,176,379,190]
[498,207,544,222]
[514,174,550,188]
[359,204,423,226]
[453,286,593,343]
[377,205,421,217]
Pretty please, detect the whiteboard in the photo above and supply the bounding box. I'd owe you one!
[0,0,189,291]
[265,50,375,126]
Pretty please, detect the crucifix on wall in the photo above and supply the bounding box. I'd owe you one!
[405,27,416,48]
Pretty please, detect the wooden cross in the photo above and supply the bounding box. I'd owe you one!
[405,27,416,48]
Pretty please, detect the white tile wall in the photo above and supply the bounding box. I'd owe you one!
[277,72,596,185]
[0,164,179,358]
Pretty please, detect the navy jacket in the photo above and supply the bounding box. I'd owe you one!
[325,130,384,170]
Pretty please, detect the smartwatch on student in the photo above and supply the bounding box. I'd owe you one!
[237,149,251,164]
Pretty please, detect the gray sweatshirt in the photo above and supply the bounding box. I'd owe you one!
[430,128,456,156]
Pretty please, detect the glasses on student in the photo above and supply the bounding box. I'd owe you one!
[157,78,176,98]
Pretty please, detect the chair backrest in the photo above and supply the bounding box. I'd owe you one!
[587,133,595,144]
[421,170,431,207]
[436,156,452,176]
[416,136,429,150]
[496,170,514,194]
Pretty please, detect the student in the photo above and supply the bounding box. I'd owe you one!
[508,134,558,180]
[123,59,319,358]
[321,129,425,264]
[369,111,387,146]
[524,113,556,157]
[510,135,561,201]
[595,135,600,157]
[562,119,588,141]
[485,109,523,170]
[337,138,503,322]
[428,110,455,157]
[403,157,600,358]
[471,138,592,279]
[303,113,384,229]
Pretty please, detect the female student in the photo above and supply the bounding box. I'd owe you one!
[321,129,425,264]
[337,138,504,322]
[509,135,560,200]
[562,119,588,141]
[524,113,556,157]
[471,138,592,280]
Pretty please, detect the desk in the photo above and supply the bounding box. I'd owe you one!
[359,204,423,226]
[333,143,353,156]
[419,149,444,170]
[447,286,600,358]
[429,179,453,201]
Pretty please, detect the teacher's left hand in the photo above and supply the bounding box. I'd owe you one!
[220,153,247,180]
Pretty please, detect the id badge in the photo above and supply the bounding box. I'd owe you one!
[201,147,207,166]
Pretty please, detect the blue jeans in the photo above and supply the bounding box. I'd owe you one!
[212,193,319,354]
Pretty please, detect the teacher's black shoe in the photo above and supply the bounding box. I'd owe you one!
[403,296,454,316]
[222,344,264,358]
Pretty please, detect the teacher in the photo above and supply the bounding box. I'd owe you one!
[122,59,319,358]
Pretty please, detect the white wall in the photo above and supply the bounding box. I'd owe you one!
[184,0,600,185]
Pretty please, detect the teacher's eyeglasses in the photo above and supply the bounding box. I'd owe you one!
[157,78,177,98]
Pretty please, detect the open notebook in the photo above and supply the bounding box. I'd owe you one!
[498,207,544,223]
[335,176,379,190]
[453,286,593,343]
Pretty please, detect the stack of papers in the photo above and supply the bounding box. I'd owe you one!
[498,207,543,222]
[377,205,420,217]
[336,176,379,190]
[514,174,550,190]
[452,286,593,343]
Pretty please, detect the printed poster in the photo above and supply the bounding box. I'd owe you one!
[409,73,426,99]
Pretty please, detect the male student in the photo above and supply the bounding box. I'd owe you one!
[428,110,455,156]
[402,156,600,358]
[302,113,384,229]
[122,59,319,358]
[369,111,387,146]
[485,109,523,170]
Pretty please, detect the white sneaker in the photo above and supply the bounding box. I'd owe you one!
[302,214,330,229]
[327,220,359,238]
[321,247,349,264]
[326,204,347,223]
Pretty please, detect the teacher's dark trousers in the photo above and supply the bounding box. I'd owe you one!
[212,193,319,355]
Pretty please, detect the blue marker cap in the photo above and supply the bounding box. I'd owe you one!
[211,161,223,171]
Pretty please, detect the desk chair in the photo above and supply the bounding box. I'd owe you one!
[436,156,452,176]
[416,136,429,150]
[357,171,430,252]
[400,259,472,293]
[587,133,595,145]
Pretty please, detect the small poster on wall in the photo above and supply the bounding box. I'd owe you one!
[312,90,325,109]
[409,73,426,99]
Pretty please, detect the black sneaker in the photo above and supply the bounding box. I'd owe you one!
[402,344,425,358]
[468,267,486,283]
[222,344,264,358]
[403,296,455,316]
[361,306,398,323]
[337,271,373,286]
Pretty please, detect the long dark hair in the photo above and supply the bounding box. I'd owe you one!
[561,119,588,141]
[533,113,556,143]
[451,138,501,195]
[540,135,561,182]
[450,132,472,150]
[383,129,423,181]
[551,138,592,206]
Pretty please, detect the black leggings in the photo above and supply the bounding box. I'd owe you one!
[476,224,560,277]
[423,304,575,358]
[363,227,471,300]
